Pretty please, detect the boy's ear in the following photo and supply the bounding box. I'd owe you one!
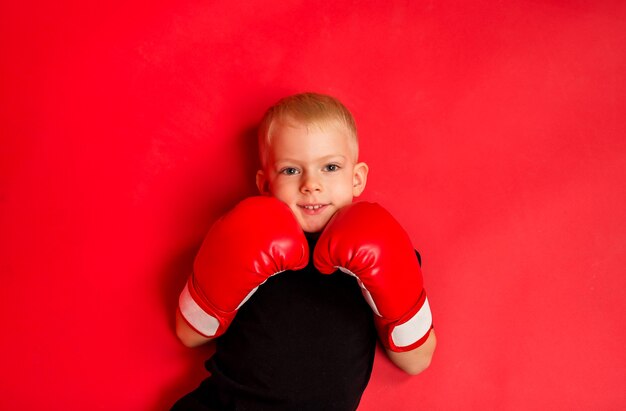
[256,169,270,195]
[352,162,369,197]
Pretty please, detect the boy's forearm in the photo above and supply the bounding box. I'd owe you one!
[384,329,437,375]
[175,308,214,348]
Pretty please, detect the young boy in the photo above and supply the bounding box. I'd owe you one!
[172,93,436,410]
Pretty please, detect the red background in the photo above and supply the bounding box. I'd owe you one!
[2,1,625,409]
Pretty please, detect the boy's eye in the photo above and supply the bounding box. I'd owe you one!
[324,164,340,172]
[280,167,299,175]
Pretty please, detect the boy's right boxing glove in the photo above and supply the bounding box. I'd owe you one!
[178,196,309,338]
[314,202,432,352]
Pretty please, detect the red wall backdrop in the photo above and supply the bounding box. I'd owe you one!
[1,1,625,409]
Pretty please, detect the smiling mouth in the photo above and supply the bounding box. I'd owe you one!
[298,204,329,214]
[301,204,325,210]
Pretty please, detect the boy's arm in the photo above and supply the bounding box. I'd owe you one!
[385,328,436,375]
[176,308,213,348]
[385,249,436,375]
[314,202,435,365]
[176,197,309,346]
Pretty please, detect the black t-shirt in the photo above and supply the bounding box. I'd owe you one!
[175,235,378,411]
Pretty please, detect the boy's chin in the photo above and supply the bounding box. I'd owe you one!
[301,225,323,234]
[298,219,329,234]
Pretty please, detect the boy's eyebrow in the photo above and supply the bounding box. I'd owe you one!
[273,155,347,165]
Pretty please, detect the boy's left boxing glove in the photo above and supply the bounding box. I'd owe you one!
[314,202,433,352]
[178,196,309,338]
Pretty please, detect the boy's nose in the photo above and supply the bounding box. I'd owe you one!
[300,173,322,193]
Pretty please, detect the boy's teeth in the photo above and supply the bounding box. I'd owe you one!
[304,205,322,210]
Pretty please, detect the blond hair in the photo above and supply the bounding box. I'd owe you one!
[257,92,359,168]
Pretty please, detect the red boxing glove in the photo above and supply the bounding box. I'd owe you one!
[314,202,432,352]
[178,196,309,338]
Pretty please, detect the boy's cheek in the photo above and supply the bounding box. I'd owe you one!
[269,181,293,198]
[267,187,291,206]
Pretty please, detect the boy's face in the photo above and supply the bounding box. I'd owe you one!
[256,119,368,233]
